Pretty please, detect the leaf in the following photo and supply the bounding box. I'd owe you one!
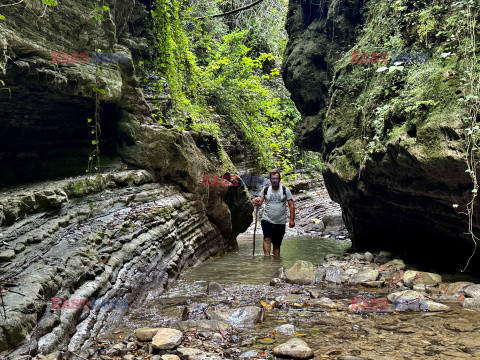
[260,301,273,309]
[294,332,307,337]
[376,66,388,72]
[0,15,5,21]
[92,140,99,145]
[87,118,93,123]
[311,218,322,224]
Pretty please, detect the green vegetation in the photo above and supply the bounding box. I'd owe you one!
[147,0,302,179]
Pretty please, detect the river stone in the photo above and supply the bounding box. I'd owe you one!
[275,324,296,336]
[463,298,480,310]
[381,259,406,271]
[270,278,284,287]
[325,265,347,283]
[207,281,223,295]
[239,350,258,359]
[311,297,337,308]
[177,347,221,360]
[445,282,475,296]
[419,299,450,311]
[151,328,182,350]
[286,260,315,285]
[171,320,232,332]
[413,284,426,292]
[387,290,426,303]
[403,270,442,287]
[273,338,314,359]
[135,327,160,342]
[161,355,180,360]
[205,306,264,328]
[349,269,379,284]
[345,268,358,276]
[314,267,326,283]
[465,284,480,298]
[364,252,373,262]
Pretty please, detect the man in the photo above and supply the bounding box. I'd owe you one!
[253,170,295,256]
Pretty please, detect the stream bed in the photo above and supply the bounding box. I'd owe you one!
[92,232,480,360]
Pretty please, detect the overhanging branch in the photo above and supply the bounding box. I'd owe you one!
[194,0,266,20]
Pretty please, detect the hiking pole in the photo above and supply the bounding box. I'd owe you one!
[253,204,258,257]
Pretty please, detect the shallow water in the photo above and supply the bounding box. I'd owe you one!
[175,234,351,287]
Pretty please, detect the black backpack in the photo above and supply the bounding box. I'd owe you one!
[262,185,287,199]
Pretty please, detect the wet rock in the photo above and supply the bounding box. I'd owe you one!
[413,284,426,292]
[177,347,221,360]
[107,343,125,357]
[270,278,284,287]
[212,333,223,342]
[314,267,326,283]
[273,338,314,359]
[171,320,232,332]
[364,252,373,262]
[311,297,337,308]
[420,300,450,312]
[381,259,406,271]
[322,214,345,233]
[151,328,182,350]
[463,298,480,310]
[275,324,296,336]
[349,269,379,284]
[124,355,135,360]
[325,266,347,283]
[206,306,264,328]
[309,290,322,299]
[239,350,258,359]
[0,250,15,262]
[363,281,384,288]
[403,270,442,287]
[207,281,223,295]
[345,268,358,276]
[337,356,368,360]
[42,352,60,360]
[465,284,480,298]
[445,282,475,296]
[286,260,315,285]
[387,290,425,303]
[160,355,180,360]
[135,327,160,342]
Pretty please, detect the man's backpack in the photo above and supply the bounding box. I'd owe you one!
[262,185,286,200]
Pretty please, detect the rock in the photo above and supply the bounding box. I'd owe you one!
[161,355,180,360]
[322,214,345,233]
[275,324,296,336]
[311,297,337,308]
[387,290,426,303]
[413,284,426,292]
[207,281,223,295]
[273,338,314,359]
[151,328,182,350]
[309,290,322,299]
[42,352,60,360]
[135,327,160,342]
[349,269,379,284]
[171,320,232,332]
[205,306,264,328]
[0,250,15,262]
[381,259,406,271]
[177,347,221,360]
[285,260,315,285]
[420,300,450,312]
[465,284,480,298]
[445,282,475,296]
[123,355,135,360]
[239,350,258,359]
[345,268,358,276]
[212,333,223,342]
[363,281,384,288]
[463,298,480,310]
[403,270,442,287]
[314,267,326,283]
[270,278,284,287]
[364,252,373,262]
[325,265,347,283]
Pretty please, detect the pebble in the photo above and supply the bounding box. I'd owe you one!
[273,338,314,359]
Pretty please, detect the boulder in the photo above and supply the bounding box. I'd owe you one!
[205,306,264,328]
[171,320,232,332]
[463,298,480,310]
[364,252,374,262]
[403,270,442,287]
[381,259,406,271]
[314,267,326,283]
[465,284,480,298]
[275,324,296,336]
[444,281,474,296]
[151,328,182,350]
[349,269,379,284]
[135,327,160,342]
[325,265,347,284]
[285,260,315,285]
[273,338,314,359]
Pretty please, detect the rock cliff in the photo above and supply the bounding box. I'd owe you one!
[0,0,252,355]
[283,0,480,273]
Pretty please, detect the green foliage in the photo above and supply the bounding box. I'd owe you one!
[148,0,301,175]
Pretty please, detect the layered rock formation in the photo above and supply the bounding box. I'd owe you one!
[283,0,479,273]
[0,0,252,355]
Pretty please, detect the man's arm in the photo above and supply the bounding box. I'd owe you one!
[288,199,295,227]
[254,196,264,207]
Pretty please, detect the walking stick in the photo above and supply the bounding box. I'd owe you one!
[253,204,258,257]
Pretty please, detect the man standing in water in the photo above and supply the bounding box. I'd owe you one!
[253,170,295,256]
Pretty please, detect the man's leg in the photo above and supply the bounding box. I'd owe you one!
[271,223,285,257]
[263,237,272,256]
[272,243,281,256]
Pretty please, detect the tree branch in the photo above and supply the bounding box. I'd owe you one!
[194,0,266,20]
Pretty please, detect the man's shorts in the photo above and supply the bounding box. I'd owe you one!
[261,219,286,246]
